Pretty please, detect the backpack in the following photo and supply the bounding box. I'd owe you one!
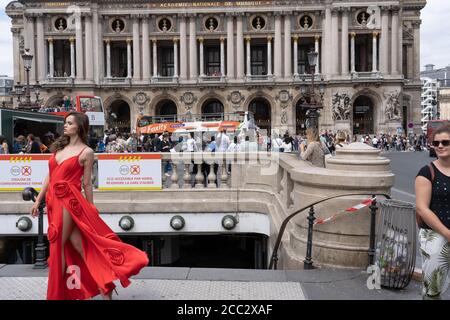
[416,163,435,229]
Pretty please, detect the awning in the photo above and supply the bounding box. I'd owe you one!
[13,116,64,124]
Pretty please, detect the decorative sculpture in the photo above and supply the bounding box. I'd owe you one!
[332,93,351,121]
[384,91,401,121]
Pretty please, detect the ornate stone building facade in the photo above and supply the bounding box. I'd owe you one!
[6,0,426,135]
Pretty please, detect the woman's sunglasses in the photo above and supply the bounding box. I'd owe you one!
[432,140,450,147]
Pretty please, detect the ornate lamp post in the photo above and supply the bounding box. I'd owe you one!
[300,50,325,129]
[12,49,42,111]
[22,48,33,106]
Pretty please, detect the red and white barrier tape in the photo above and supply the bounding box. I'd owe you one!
[314,197,376,225]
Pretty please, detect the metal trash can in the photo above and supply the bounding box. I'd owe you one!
[375,199,417,289]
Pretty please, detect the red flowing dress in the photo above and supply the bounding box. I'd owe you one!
[45,148,149,300]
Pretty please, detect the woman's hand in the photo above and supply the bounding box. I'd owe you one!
[30,201,41,218]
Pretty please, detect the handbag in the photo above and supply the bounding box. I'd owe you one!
[416,163,435,229]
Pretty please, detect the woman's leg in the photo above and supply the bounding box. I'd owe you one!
[419,229,450,299]
[61,207,75,276]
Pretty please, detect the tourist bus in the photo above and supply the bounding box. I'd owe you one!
[427,119,450,157]
[48,95,106,139]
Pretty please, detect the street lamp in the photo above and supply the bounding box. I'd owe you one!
[300,50,325,130]
[22,48,34,106]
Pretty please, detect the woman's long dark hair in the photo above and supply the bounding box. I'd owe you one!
[50,112,89,153]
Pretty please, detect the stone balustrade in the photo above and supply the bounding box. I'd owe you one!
[0,144,395,269]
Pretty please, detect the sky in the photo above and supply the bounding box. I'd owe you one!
[0,0,448,76]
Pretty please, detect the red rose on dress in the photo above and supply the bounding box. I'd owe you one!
[104,248,125,266]
[47,223,58,243]
[68,199,83,217]
[53,182,70,198]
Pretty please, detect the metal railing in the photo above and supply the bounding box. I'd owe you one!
[268,192,391,270]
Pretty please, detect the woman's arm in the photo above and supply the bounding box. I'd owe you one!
[35,174,50,204]
[415,176,450,241]
[81,148,95,204]
[300,143,313,161]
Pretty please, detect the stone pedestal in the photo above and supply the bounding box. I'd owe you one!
[334,120,351,134]
[385,121,403,135]
[283,142,394,269]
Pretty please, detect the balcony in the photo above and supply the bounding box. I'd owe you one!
[151,76,179,84]
[102,77,131,85]
[351,71,383,81]
[44,77,74,85]
[198,75,225,83]
[245,75,274,82]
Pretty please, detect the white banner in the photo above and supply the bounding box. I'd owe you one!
[97,154,162,190]
[0,154,51,191]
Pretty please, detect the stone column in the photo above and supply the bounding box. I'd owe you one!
[142,17,151,81]
[132,17,141,81]
[284,15,292,78]
[36,15,45,81]
[48,38,54,78]
[226,15,235,79]
[127,39,132,78]
[173,38,179,78]
[236,15,244,79]
[407,45,413,79]
[324,7,332,75]
[105,39,111,78]
[380,8,389,74]
[391,9,399,75]
[85,14,94,81]
[274,14,282,78]
[315,35,321,74]
[189,15,198,79]
[220,37,225,77]
[93,10,102,83]
[330,9,339,75]
[152,39,158,77]
[398,9,403,76]
[246,36,251,77]
[341,9,349,76]
[350,32,356,73]
[24,15,36,81]
[11,29,20,84]
[75,14,84,80]
[267,36,273,76]
[321,11,327,76]
[413,21,421,80]
[372,32,378,72]
[292,35,298,76]
[179,16,187,80]
[70,37,76,78]
[199,37,205,76]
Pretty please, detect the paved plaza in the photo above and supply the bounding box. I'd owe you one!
[0,264,448,300]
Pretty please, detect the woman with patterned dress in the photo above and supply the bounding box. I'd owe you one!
[415,124,450,299]
[30,112,148,300]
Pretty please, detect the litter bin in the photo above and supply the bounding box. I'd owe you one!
[375,199,417,289]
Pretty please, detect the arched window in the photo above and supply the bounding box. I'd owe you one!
[248,98,271,132]
[353,96,374,135]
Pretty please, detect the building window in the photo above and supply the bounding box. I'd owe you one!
[298,44,315,74]
[52,40,71,77]
[251,16,266,30]
[205,17,219,31]
[159,47,174,77]
[158,18,172,32]
[54,18,67,31]
[251,45,267,76]
[299,15,313,29]
[112,19,125,33]
[205,46,220,76]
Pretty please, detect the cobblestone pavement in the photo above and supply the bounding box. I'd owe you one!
[0,277,305,300]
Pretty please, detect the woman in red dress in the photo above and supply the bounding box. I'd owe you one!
[30,112,149,300]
